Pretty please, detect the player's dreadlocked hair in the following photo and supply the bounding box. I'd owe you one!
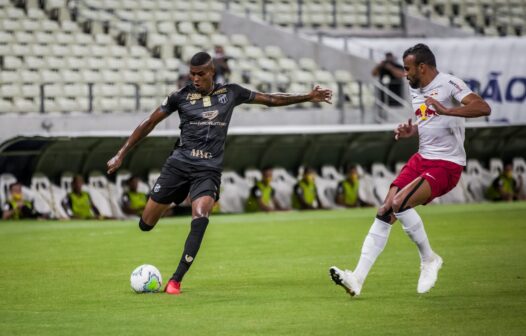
[190,52,212,66]
[403,43,436,67]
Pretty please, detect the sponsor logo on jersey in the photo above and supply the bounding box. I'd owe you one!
[153,184,161,192]
[212,88,228,95]
[415,104,437,119]
[202,110,218,120]
[218,94,228,104]
[190,149,213,159]
[187,92,202,105]
[448,80,463,93]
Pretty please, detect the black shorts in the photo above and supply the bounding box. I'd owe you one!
[149,158,221,205]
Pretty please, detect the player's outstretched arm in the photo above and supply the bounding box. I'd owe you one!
[106,107,168,174]
[425,93,491,118]
[250,85,332,107]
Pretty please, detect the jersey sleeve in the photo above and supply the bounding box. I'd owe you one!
[230,84,255,105]
[160,90,181,115]
[448,76,472,103]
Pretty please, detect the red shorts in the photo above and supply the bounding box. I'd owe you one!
[391,153,463,203]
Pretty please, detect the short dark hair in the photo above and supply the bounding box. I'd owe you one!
[303,166,316,174]
[403,43,436,67]
[127,176,139,184]
[190,52,212,66]
[9,182,21,191]
[345,164,357,173]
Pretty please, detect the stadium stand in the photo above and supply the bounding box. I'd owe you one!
[0,0,371,114]
[225,0,524,36]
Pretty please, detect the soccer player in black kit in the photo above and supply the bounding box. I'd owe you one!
[107,52,332,295]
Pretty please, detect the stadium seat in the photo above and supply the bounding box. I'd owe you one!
[0,173,17,204]
[88,172,125,218]
[219,184,248,213]
[31,173,69,219]
[315,176,339,209]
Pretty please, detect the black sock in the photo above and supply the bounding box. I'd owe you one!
[139,217,154,231]
[172,217,209,282]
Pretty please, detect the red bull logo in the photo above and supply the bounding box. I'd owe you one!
[414,104,437,120]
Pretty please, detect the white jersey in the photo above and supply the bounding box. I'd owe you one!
[410,72,472,166]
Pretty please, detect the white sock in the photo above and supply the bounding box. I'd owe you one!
[395,208,434,262]
[354,218,392,284]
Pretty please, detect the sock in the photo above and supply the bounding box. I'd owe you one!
[354,218,392,284]
[139,218,153,231]
[395,208,434,262]
[172,217,209,282]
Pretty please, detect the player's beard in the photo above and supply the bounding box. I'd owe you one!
[407,75,420,89]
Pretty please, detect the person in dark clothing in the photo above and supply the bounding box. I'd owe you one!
[372,52,405,106]
[106,51,332,295]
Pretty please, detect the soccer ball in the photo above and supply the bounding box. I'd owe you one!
[130,264,163,293]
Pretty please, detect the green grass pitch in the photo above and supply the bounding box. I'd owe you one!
[1,202,525,335]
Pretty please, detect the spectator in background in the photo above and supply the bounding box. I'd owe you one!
[292,167,324,210]
[2,182,47,220]
[62,175,101,219]
[485,162,523,201]
[212,45,231,84]
[245,167,284,212]
[335,165,370,208]
[121,176,148,216]
[372,52,405,106]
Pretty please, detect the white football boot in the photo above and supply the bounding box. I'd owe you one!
[417,254,443,294]
[329,266,362,297]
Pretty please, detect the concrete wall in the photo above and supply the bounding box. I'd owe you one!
[0,106,367,145]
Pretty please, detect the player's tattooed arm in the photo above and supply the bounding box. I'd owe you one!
[425,93,491,118]
[252,85,332,107]
[107,107,168,174]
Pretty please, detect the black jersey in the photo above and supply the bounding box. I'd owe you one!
[160,83,255,170]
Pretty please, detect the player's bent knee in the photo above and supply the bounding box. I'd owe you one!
[139,217,154,231]
[376,210,393,223]
[391,195,403,213]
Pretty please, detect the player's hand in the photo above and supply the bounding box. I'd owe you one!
[106,154,123,174]
[394,118,416,140]
[309,85,332,104]
[424,96,448,116]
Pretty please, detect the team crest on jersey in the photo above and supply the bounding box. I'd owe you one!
[427,89,439,97]
[202,110,219,120]
[218,94,228,104]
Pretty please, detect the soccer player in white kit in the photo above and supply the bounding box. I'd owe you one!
[329,43,491,296]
